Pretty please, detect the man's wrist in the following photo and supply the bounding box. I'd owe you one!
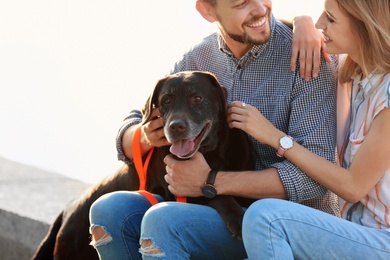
[117,122,136,164]
[138,127,154,155]
[201,169,218,198]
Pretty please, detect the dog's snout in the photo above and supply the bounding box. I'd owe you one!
[169,119,187,133]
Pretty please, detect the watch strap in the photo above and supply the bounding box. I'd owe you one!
[276,135,293,158]
[276,146,287,157]
[206,169,218,185]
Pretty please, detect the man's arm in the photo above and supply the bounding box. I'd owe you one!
[163,152,288,200]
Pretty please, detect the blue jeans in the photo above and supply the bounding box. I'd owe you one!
[89,191,246,259]
[91,193,390,259]
[141,202,247,259]
[89,191,164,259]
[242,199,390,259]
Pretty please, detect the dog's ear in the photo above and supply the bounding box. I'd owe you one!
[141,77,167,125]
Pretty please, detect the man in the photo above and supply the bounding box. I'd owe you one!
[90,0,338,259]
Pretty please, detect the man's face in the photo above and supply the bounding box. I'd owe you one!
[214,0,272,45]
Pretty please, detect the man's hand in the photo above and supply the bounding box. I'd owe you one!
[122,109,168,159]
[140,108,168,148]
[164,152,210,197]
[290,16,331,81]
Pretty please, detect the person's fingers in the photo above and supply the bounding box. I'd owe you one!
[163,154,173,167]
[304,50,313,81]
[290,43,299,72]
[312,47,321,78]
[299,50,306,80]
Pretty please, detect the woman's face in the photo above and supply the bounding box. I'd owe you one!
[316,0,360,60]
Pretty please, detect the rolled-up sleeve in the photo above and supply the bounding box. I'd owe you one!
[272,59,337,202]
[116,109,143,164]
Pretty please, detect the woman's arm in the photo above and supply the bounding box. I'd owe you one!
[288,16,331,81]
[227,102,390,203]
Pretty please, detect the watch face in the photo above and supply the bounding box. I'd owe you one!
[202,185,217,199]
[280,136,293,149]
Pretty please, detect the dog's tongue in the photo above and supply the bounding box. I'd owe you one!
[170,139,195,157]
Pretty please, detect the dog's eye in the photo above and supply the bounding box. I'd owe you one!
[162,97,172,105]
[193,96,203,103]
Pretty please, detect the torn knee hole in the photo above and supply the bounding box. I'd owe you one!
[91,226,107,240]
[90,226,112,246]
[141,239,163,255]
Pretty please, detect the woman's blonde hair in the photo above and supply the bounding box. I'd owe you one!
[337,0,390,83]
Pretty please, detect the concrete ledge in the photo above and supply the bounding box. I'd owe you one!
[0,156,91,260]
[0,209,49,260]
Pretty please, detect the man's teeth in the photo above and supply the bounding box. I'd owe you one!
[247,18,266,27]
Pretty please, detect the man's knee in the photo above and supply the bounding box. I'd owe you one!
[90,225,113,247]
[140,238,165,257]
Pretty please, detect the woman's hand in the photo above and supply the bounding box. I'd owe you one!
[290,15,331,81]
[227,101,281,149]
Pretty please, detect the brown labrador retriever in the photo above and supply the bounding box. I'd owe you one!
[33,71,254,260]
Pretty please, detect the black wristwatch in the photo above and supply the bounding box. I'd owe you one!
[201,169,218,198]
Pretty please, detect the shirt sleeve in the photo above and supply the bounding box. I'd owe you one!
[373,75,390,115]
[116,109,143,164]
[272,57,338,202]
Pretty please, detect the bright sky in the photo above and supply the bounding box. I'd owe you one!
[0,0,323,183]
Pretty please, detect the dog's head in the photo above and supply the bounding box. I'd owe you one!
[142,71,228,159]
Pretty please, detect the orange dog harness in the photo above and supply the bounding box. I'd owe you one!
[133,126,186,205]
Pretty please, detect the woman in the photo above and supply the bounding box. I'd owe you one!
[227,0,390,258]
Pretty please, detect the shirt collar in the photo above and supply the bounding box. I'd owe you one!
[353,71,382,95]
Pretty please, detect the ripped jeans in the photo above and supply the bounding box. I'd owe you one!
[89,191,247,259]
[89,191,164,259]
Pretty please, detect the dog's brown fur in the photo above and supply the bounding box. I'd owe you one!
[33,71,254,260]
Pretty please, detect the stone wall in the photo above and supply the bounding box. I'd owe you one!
[0,156,91,260]
[0,209,50,260]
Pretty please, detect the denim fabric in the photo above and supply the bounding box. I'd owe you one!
[141,202,247,260]
[242,199,390,260]
[89,191,164,260]
[90,195,247,259]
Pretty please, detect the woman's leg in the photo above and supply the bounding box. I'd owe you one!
[243,199,390,260]
[140,202,247,260]
[89,191,164,260]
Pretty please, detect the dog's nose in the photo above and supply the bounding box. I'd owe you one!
[169,119,187,133]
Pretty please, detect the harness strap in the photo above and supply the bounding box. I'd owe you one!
[132,126,187,205]
[137,190,159,205]
[133,126,154,191]
[176,196,187,203]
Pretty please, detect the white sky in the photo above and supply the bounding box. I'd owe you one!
[0,0,323,183]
